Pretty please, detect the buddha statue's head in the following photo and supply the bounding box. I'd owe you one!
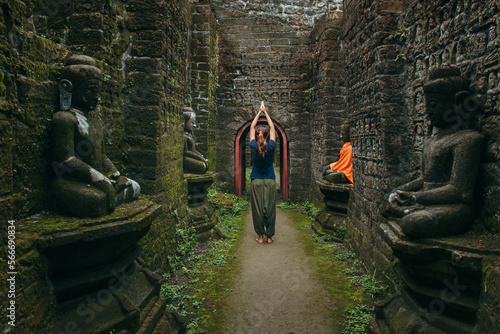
[183,107,196,133]
[60,55,102,112]
[340,120,350,143]
[423,67,471,129]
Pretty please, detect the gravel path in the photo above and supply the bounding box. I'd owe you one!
[218,208,339,334]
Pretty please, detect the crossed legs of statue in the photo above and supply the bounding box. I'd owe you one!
[51,177,140,218]
[324,170,351,184]
[397,204,473,238]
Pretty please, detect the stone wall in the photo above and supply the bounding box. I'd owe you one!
[343,1,500,330]
[0,0,195,330]
[213,0,344,27]
[212,1,343,200]
[124,0,193,274]
[309,12,346,198]
[191,2,219,167]
[401,1,500,330]
[343,0,407,288]
[402,0,500,234]
[0,1,127,331]
[343,0,499,280]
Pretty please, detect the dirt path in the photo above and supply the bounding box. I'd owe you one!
[218,208,339,333]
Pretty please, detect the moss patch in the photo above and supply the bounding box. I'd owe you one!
[160,193,248,333]
[279,204,387,333]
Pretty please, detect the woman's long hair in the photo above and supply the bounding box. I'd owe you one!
[256,126,269,158]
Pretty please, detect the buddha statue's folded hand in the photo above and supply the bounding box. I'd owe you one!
[391,190,416,206]
[112,176,132,193]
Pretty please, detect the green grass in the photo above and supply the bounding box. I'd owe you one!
[161,194,385,334]
[341,304,375,334]
[277,199,321,216]
[161,183,248,333]
[278,202,386,333]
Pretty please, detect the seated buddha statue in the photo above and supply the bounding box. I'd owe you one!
[183,108,209,174]
[380,66,483,238]
[50,55,140,218]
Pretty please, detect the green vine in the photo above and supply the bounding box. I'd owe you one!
[303,87,315,109]
[395,48,407,61]
[394,26,407,61]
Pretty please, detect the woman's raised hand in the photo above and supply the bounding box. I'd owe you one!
[260,101,266,113]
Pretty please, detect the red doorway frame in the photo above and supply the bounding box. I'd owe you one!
[235,117,288,201]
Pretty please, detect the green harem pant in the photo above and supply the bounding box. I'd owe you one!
[250,178,276,238]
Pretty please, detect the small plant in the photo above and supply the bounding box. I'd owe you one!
[302,200,321,216]
[395,48,407,61]
[161,284,183,302]
[277,200,321,217]
[313,233,334,243]
[304,87,315,109]
[212,253,230,266]
[396,26,406,41]
[341,304,374,334]
[277,201,302,210]
[349,270,387,296]
[168,222,198,271]
[394,26,408,61]
[333,249,357,261]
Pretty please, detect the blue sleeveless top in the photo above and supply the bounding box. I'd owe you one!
[250,139,276,179]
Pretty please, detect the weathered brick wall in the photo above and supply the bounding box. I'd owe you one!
[309,12,346,199]
[342,0,412,286]
[402,0,500,234]
[0,0,194,330]
[402,1,500,330]
[0,1,127,331]
[123,0,192,274]
[191,2,219,167]
[212,1,342,200]
[343,0,500,292]
[213,0,344,27]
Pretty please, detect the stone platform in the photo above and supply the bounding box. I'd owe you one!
[16,198,184,333]
[313,179,352,241]
[185,172,219,242]
[371,221,500,334]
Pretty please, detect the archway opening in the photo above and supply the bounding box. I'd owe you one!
[235,118,288,201]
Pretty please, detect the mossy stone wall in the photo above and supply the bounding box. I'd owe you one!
[0,0,200,330]
[343,0,499,330]
[309,13,346,200]
[190,3,220,170]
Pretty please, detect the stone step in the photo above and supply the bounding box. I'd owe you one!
[395,263,479,322]
[136,295,169,334]
[401,286,476,334]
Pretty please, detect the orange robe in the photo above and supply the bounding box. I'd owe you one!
[329,142,353,183]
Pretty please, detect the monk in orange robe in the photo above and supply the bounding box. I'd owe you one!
[323,121,353,184]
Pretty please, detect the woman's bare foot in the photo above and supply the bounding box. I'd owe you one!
[256,235,264,244]
[267,237,274,244]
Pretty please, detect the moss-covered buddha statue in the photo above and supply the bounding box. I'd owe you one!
[50,55,140,217]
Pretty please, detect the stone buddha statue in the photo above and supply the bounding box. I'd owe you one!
[50,55,140,218]
[323,120,353,184]
[380,66,483,238]
[183,107,209,174]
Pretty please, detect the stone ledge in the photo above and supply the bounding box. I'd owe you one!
[381,220,500,261]
[185,171,217,182]
[316,178,353,192]
[19,198,160,241]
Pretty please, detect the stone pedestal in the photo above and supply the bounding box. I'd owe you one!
[371,221,500,334]
[18,199,182,333]
[185,172,218,242]
[313,179,352,241]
